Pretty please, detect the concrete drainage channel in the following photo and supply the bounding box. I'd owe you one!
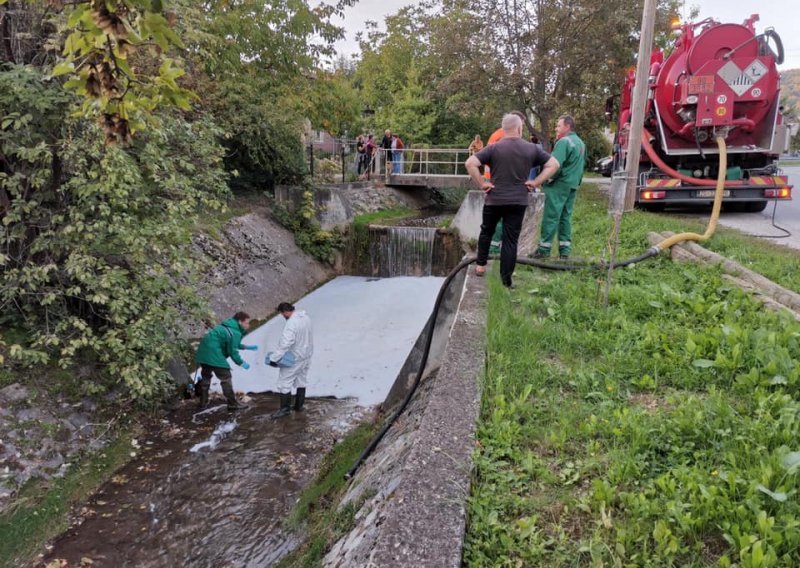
[321,190,544,567]
[323,268,487,567]
[40,187,543,567]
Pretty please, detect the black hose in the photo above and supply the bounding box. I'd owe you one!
[344,255,474,480]
[344,245,661,480]
[747,199,792,239]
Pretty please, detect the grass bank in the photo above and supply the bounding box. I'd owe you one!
[465,186,800,566]
[352,207,417,227]
[275,421,378,567]
[572,188,800,293]
[0,427,139,567]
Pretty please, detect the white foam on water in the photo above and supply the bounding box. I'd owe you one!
[219,275,445,406]
[191,404,226,423]
[189,420,238,453]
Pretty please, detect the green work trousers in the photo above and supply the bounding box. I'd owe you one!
[537,184,577,257]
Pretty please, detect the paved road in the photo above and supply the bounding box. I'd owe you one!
[591,167,800,252]
[706,166,800,251]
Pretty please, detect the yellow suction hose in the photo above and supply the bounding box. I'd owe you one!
[653,136,727,252]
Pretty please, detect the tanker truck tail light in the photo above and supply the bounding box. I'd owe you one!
[764,187,792,199]
[642,190,667,200]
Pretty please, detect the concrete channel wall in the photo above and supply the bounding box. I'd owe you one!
[452,190,545,256]
[323,188,547,567]
[275,183,432,230]
[323,269,487,567]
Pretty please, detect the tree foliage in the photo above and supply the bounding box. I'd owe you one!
[1,64,228,399]
[350,0,680,149]
[171,0,357,189]
[29,0,192,143]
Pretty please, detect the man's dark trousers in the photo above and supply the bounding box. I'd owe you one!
[198,364,237,407]
[476,204,527,286]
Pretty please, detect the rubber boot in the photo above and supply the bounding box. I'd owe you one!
[197,379,210,409]
[272,393,292,418]
[294,388,306,412]
[222,379,248,411]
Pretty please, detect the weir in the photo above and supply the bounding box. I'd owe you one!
[373,226,436,277]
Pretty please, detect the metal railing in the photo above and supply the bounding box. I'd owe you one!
[306,139,474,183]
[376,148,472,181]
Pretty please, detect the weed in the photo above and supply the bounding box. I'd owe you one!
[276,421,378,567]
[351,207,416,227]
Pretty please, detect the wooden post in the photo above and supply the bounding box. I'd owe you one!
[623,0,658,211]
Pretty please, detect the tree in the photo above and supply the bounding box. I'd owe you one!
[23,0,195,143]
[171,0,358,189]
[418,0,680,148]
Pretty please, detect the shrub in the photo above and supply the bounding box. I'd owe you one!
[0,65,228,401]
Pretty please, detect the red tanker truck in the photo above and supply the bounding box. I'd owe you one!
[612,14,793,211]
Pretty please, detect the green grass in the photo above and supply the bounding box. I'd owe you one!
[275,420,378,568]
[574,186,800,293]
[465,187,800,567]
[352,207,417,227]
[0,427,139,568]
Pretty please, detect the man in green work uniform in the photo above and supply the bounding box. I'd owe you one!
[195,311,257,411]
[533,115,586,259]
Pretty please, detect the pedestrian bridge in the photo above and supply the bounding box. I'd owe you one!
[375,148,474,189]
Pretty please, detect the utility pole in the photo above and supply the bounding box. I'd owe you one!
[623,0,658,210]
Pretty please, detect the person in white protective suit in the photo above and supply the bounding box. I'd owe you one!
[267,302,313,417]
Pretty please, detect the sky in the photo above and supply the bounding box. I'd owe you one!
[331,0,800,70]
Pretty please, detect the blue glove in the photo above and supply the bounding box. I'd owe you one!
[241,345,258,351]
[268,360,279,368]
[241,362,251,370]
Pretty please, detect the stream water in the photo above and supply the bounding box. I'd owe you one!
[39,276,446,567]
[32,180,468,564]
[42,395,367,567]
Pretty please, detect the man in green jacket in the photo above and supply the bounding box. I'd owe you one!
[195,311,257,411]
[533,114,586,259]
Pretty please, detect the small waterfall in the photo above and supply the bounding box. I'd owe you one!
[372,226,436,277]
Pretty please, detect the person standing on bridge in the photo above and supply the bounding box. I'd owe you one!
[381,129,393,175]
[363,134,376,180]
[356,134,367,175]
[267,302,313,417]
[468,134,484,156]
[195,312,255,411]
[465,113,560,288]
[532,114,586,260]
[391,133,404,174]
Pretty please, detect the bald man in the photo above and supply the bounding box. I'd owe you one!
[465,113,560,288]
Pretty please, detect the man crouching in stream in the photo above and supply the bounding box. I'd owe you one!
[267,302,314,417]
[195,311,256,411]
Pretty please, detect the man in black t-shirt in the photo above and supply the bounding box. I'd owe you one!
[465,113,560,288]
[380,129,393,171]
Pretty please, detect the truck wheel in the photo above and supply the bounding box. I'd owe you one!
[745,201,768,213]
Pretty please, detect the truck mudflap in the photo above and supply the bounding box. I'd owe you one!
[638,175,792,205]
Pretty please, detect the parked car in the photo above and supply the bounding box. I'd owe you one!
[594,155,613,177]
